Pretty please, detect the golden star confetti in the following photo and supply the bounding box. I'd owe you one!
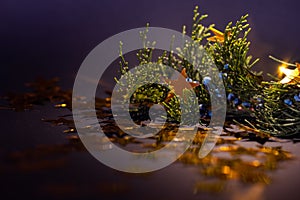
[164,68,200,102]
[207,27,225,43]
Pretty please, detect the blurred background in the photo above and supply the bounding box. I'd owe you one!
[1,0,300,94]
[1,1,300,199]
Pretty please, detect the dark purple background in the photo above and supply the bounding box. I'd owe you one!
[1,1,300,199]
[1,0,300,94]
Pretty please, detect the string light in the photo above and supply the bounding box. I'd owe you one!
[278,65,299,84]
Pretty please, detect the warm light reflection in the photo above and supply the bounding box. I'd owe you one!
[55,103,67,108]
[251,160,261,167]
[222,165,231,175]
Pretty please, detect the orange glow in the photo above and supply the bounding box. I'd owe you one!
[222,165,231,175]
[278,64,300,84]
[251,160,261,167]
[279,65,286,74]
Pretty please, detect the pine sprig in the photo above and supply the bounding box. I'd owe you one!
[115,6,300,136]
[251,79,300,136]
[206,14,262,108]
